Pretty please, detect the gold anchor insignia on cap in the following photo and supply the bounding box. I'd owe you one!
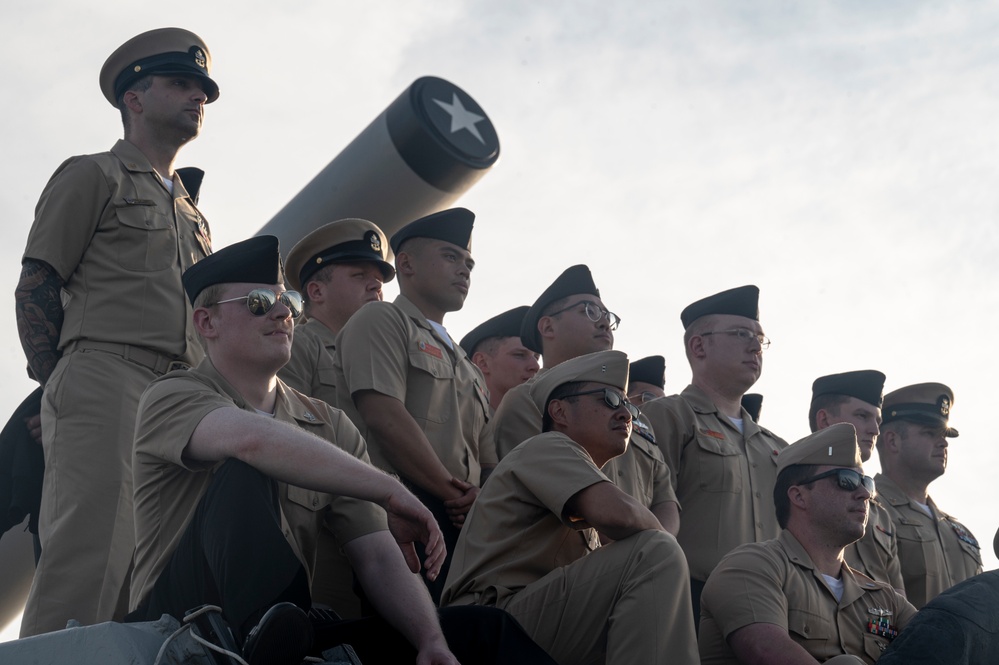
[193,48,206,69]
[939,396,950,416]
[368,231,381,252]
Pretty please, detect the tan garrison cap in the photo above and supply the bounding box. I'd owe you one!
[285,219,394,292]
[100,27,218,106]
[882,382,958,437]
[777,422,862,473]
[529,350,629,413]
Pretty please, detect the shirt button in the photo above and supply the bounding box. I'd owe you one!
[312,497,319,507]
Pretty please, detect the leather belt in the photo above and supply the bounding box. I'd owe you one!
[64,340,191,375]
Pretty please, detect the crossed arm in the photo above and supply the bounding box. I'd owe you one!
[354,391,478,527]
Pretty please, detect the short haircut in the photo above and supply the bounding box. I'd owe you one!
[682,314,720,363]
[193,283,224,312]
[396,236,432,259]
[541,380,587,432]
[301,262,336,313]
[118,75,154,130]
[773,463,822,529]
[808,394,852,432]
[541,294,576,318]
[472,336,504,358]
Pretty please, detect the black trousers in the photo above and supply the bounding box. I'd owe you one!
[407,482,461,606]
[690,577,706,634]
[130,461,556,663]
[315,605,557,665]
[130,459,310,640]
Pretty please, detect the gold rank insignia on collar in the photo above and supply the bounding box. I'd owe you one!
[302,411,317,423]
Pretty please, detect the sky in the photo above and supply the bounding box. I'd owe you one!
[2,0,999,640]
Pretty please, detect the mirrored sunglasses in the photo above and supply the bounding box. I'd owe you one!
[212,288,303,319]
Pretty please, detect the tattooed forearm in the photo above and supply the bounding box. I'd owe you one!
[15,259,65,386]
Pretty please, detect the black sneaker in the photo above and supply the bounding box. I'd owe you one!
[242,602,315,665]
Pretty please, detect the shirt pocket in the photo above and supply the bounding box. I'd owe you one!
[787,608,833,651]
[115,201,176,271]
[286,485,333,513]
[318,367,337,391]
[406,345,454,424]
[690,433,743,493]
[894,518,935,575]
[862,631,891,660]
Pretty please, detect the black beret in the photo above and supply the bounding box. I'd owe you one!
[460,306,530,356]
[628,355,666,390]
[100,27,218,106]
[390,207,474,254]
[680,285,759,329]
[882,382,958,437]
[741,393,764,423]
[520,265,600,354]
[285,218,394,292]
[183,235,284,304]
[811,370,886,408]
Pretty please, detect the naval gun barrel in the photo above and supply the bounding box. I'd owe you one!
[258,75,500,254]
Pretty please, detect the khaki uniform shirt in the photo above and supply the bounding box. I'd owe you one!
[334,295,489,485]
[874,474,982,609]
[280,318,339,408]
[642,385,788,581]
[844,501,905,592]
[130,358,387,610]
[23,139,209,362]
[485,370,677,510]
[699,531,917,665]
[441,431,605,608]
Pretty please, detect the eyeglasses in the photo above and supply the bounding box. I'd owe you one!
[547,300,621,331]
[701,328,770,349]
[797,468,876,497]
[628,391,661,405]
[211,288,304,319]
[561,388,640,419]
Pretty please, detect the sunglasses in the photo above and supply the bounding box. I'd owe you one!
[211,288,304,319]
[561,388,640,419]
[797,468,876,497]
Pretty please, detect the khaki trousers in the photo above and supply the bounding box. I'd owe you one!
[500,530,699,665]
[21,350,152,635]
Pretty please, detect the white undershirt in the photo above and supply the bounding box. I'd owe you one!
[161,175,174,193]
[914,500,933,517]
[822,573,845,602]
[727,415,745,434]
[428,320,454,350]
